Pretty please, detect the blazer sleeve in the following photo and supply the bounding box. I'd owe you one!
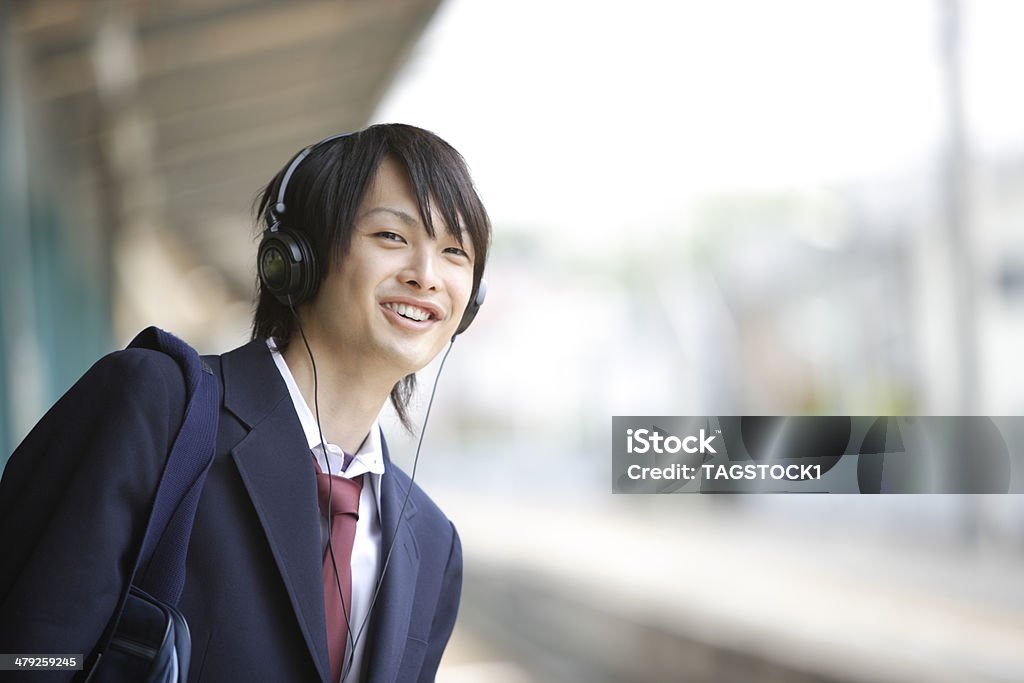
[0,348,186,682]
[418,521,463,682]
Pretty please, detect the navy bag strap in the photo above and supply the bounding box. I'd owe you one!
[82,326,219,681]
[128,326,220,603]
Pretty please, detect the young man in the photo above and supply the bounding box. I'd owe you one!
[0,123,491,682]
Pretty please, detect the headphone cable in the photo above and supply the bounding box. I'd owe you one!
[289,300,456,682]
[349,337,455,653]
[289,300,357,667]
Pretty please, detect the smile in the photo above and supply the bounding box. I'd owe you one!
[381,301,436,322]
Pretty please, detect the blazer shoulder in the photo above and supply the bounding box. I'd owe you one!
[93,345,187,385]
[8,346,188,472]
[386,463,458,535]
[85,346,188,417]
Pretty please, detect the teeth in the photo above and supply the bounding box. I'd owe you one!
[384,302,431,322]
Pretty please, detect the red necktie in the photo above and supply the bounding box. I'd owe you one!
[314,460,363,682]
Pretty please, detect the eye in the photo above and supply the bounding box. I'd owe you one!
[376,231,406,243]
[444,246,470,259]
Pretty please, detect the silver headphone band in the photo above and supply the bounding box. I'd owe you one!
[271,132,354,224]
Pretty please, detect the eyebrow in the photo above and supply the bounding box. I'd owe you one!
[358,206,421,226]
[359,205,468,237]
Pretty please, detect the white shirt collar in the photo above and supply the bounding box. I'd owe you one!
[266,338,387,485]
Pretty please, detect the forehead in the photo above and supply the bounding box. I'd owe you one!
[361,157,416,207]
[358,156,467,241]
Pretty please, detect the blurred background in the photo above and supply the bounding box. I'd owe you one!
[2,0,1024,681]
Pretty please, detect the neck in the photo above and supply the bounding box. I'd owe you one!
[280,333,397,454]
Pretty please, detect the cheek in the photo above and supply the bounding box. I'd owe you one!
[461,277,477,312]
[337,265,375,303]
[454,269,475,305]
[317,273,367,325]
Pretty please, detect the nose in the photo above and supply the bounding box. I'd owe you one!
[401,246,440,291]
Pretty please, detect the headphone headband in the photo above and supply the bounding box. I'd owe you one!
[270,132,353,227]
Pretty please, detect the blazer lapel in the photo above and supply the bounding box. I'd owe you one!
[221,340,331,682]
[364,435,421,683]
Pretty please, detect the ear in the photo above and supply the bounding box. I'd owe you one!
[454,279,487,338]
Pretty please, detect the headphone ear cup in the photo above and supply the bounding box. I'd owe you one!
[258,227,319,306]
[454,279,487,336]
[290,229,319,303]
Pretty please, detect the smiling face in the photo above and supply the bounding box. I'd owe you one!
[304,156,475,381]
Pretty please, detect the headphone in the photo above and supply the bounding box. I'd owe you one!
[257,132,486,336]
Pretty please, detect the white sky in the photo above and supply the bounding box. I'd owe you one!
[373,0,1024,249]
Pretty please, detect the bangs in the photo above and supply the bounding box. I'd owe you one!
[384,131,490,284]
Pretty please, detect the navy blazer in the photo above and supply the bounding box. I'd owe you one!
[0,337,462,683]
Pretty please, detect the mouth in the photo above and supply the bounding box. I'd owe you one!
[380,300,442,323]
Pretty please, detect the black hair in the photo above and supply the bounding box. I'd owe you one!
[252,123,491,431]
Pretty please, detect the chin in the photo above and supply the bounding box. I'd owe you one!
[373,326,454,375]
[380,344,438,377]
